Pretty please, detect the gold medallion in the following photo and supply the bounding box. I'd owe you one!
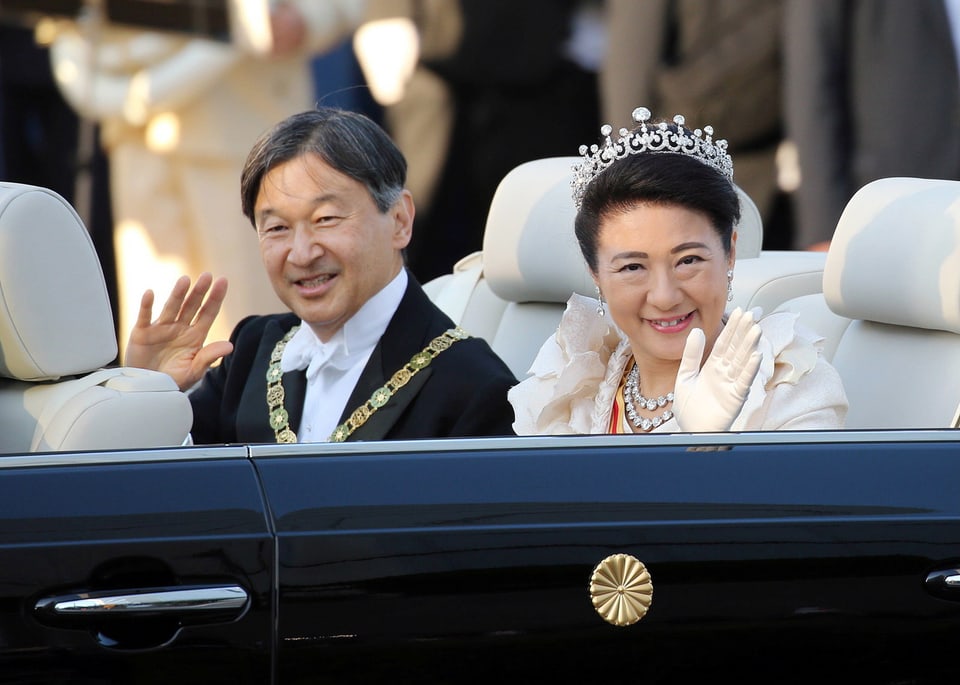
[589,554,653,627]
[371,387,392,408]
[410,352,432,369]
[269,407,289,430]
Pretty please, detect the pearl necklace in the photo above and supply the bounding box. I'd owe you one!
[623,362,674,432]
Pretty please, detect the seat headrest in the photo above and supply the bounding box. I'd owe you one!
[481,156,763,304]
[0,183,117,381]
[824,177,960,334]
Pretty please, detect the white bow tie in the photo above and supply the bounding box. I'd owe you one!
[280,326,352,381]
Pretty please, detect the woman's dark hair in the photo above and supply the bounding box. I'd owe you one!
[574,147,740,273]
[240,107,407,225]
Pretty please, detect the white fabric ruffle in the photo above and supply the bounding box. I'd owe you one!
[508,294,847,435]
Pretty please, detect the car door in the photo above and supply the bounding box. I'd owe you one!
[0,445,274,685]
[255,430,960,685]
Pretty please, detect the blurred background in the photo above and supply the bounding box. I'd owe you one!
[1,0,957,348]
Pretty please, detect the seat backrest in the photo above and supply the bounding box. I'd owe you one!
[805,177,960,429]
[425,156,828,379]
[0,182,192,452]
[773,291,852,362]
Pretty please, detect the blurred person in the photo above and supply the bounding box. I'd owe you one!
[311,36,382,122]
[125,107,517,444]
[0,20,118,342]
[509,107,847,434]
[358,0,602,283]
[601,0,793,249]
[49,1,366,350]
[784,0,960,251]
[1,23,78,199]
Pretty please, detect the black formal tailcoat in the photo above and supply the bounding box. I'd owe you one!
[188,276,518,444]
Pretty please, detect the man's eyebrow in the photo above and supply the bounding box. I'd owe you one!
[255,206,280,225]
[255,193,340,222]
[610,250,648,260]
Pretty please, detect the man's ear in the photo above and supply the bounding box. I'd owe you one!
[392,189,415,250]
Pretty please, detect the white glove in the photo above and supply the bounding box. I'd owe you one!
[673,307,763,432]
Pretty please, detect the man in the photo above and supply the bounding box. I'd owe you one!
[126,107,517,443]
[784,0,960,250]
[50,1,366,349]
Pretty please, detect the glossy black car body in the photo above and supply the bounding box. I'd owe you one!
[2,429,959,684]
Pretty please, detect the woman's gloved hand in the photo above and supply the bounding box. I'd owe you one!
[673,307,762,432]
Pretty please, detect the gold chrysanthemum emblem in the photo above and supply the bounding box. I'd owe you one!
[589,554,653,626]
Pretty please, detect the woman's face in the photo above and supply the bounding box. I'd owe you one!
[593,202,735,366]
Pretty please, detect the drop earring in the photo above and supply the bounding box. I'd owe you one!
[727,269,734,302]
[596,285,606,317]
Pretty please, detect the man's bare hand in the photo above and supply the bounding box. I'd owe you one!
[124,273,234,391]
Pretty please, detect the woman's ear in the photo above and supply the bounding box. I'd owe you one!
[729,230,738,266]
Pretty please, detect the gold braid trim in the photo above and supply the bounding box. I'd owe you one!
[266,325,470,444]
[266,325,301,444]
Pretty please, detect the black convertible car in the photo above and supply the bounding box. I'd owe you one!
[1,164,959,684]
[3,431,960,684]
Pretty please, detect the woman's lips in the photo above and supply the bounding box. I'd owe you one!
[646,311,693,333]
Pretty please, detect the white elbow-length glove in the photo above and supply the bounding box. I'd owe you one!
[673,307,763,432]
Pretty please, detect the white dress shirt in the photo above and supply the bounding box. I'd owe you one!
[279,269,407,442]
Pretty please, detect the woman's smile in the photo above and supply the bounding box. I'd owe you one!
[645,311,694,333]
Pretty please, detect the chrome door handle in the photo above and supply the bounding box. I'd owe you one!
[35,584,248,618]
[925,569,960,601]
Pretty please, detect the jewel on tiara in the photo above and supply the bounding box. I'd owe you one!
[571,106,734,210]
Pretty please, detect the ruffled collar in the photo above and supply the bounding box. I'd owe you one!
[731,309,822,430]
[509,294,625,434]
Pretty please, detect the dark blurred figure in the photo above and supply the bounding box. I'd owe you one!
[0,24,77,193]
[601,0,792,250]
[364,0,602,283]
[311,36,383,124]
[784,0,960,251]
[0,22,117,338]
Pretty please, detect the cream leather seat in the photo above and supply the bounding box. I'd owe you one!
[425,156,828,379]
[0,183,192,453]
[777,177,960,429]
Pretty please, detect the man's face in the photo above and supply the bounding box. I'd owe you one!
[254,153,413,341]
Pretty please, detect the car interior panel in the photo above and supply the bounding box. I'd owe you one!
[0,182,193,452]
[777,176,960,429]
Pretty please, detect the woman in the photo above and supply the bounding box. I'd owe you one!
[509,107,847,434]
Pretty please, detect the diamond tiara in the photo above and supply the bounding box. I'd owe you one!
[571,107,734,210]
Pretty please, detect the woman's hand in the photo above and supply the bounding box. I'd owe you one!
[673,307,762,432]
[124,273,234,391]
